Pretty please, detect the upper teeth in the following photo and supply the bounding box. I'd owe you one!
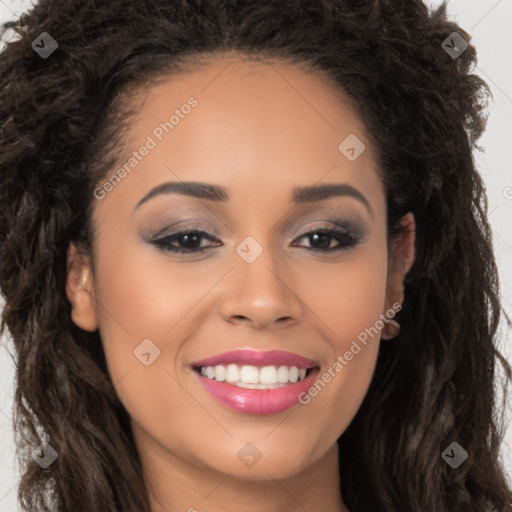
[200,364,308,388]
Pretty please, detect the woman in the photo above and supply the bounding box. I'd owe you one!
[1,0,511,511]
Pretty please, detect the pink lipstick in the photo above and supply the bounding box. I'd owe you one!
[191,349,320,415]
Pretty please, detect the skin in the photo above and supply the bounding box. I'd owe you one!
[66,54,415,512]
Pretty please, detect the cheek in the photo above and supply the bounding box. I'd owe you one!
[295,245,388,435]
[92,230,220,339]
[299,242,389,350]
[90,239,209,448]
[90,234,231,418]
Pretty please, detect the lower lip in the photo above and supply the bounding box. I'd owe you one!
[194,368,319,415]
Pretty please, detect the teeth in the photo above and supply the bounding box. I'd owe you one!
[240,365,259,384]
[277,365,290,383]
[226,364,240,383]
[214,365,226,381]
[235,382,289,389]
[260,365,278,384]
[198,364,310,386]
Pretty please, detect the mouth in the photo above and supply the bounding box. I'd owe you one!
[192,364,314,389]
[190,349,320,415]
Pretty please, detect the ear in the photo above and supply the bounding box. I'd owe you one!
[65,242,98,332]
[384,212,416,311]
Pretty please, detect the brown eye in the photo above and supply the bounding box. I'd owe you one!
[151,228,221,254]
[292,228,361,253]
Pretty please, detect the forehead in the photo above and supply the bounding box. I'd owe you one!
[126,55,375,156]
[93,55,384,219]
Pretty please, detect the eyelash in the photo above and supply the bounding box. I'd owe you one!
[150,225,362,255]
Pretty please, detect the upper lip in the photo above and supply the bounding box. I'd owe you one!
[191,349,318,369]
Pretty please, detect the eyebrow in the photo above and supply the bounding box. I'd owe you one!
[135,181,373,216]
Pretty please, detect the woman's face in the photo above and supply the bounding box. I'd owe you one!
[67,56,414,481]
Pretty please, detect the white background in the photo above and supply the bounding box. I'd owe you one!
[0,0,511,510]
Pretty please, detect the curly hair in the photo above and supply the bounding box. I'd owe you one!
[1,0,511,511]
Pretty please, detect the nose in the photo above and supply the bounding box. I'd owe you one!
[220,242,303,330]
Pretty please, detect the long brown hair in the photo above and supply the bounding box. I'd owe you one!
[1,1,511,510]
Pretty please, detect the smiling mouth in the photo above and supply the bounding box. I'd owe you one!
[192,364,316,389]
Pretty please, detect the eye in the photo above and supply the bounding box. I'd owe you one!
[150,227,221,255]
[291,227,362,253]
